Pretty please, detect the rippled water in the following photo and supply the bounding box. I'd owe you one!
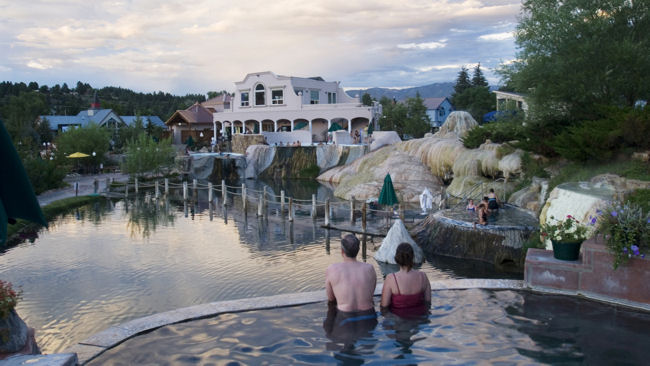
[0,188,516,354]
[89,289,650,365]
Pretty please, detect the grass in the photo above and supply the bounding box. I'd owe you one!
[627,189,650,212]
[4,195,105,247]
[548,159,650,192]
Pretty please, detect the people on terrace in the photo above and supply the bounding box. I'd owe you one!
[380,243,431,317]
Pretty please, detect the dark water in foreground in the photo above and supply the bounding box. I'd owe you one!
[0,192,515,354]
[90,289,650,365]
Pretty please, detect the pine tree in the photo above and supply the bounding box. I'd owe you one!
[472,63,488,87]
[453,67,472,95]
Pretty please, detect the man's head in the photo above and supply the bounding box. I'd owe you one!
[341,234,360,258]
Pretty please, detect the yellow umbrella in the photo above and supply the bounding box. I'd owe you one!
[67,152,90,158]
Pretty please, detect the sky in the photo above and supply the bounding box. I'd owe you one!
[0,0,522,95]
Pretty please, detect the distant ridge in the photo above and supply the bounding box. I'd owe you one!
[346,82,454,101]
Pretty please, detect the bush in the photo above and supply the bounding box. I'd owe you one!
[597,202,649,269]
[122,135,175,177]
[0,280,21,319]
[462,119,525,149]
[22,156,67,194]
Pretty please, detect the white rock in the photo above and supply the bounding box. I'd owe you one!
[370,131,401,151]
[374,219,424,264]
[245,145,275,178]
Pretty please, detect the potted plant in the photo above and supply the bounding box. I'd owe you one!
[597,202,648,269]
[540,215,589,260]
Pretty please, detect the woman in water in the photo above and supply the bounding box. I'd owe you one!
[381,243,431,317]
[487,188,500,210]
[466,199,476,211]
[474,203,488,227]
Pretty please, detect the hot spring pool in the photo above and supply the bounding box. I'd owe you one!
[0,194,516,354]
[88,289,650,365]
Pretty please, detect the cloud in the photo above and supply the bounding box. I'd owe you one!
[0,0,522,93]
[478,32,514,41]
[397,41,446,50]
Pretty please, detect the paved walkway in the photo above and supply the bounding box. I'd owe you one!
[37,173,129,206]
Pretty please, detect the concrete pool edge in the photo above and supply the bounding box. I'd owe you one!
[63,278,648,365]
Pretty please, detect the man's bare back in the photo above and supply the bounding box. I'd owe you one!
[325,234,376,312]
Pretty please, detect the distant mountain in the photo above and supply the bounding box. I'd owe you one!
[346,82,455,101]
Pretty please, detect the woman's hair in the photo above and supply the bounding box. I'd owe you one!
[394,243,414,269]
[489,188,495,193]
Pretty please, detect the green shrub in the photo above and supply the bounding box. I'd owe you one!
[462,119,525,149]
[627,189,650,213]
[22,157,67,194]
[550,118,622,162]
[298,164,320,179]
[597,201,649,269]
[122,135,175,177]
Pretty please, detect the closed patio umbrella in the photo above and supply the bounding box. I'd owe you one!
[0,120,47,245]
[378,173,398,206]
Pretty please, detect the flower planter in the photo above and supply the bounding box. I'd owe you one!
[551,240,582,261]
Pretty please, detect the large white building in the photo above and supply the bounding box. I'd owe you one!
[213,71,381,143]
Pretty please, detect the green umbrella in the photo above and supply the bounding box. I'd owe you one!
[185,135,194,147]
[0,120,47,245]
[378,173,399,206]
[367,122,374,136]
[328,122,343,132]
[294,121,308,130]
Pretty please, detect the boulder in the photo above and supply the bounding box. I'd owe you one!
[370,131,401,151]
[509,177,549,214]
[539,182,616,249]
[245,145,275,178]
[0,310,39,359]
[433,111,478,139]
[374,219,424,264]
[319,146,444,202]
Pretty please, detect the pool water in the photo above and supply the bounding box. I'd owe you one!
[0,194,516,353]
[89,289,650,365]
[442,204,538,228]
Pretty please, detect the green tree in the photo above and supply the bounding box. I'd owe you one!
[471,63,488,87]
[501,0,650,119]
[361,92,373,106]
[36,117,54,144]
[0,91,48,144]
[404,93,431,138]
[55,123,110,171]
[451,66,472,107]
[122,135,175,177]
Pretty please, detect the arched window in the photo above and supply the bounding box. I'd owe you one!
[255,84,265,106]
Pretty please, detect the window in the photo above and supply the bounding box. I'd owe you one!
[272,89,283,105]
[255,84,265,106]
[240,92,249,107]
[327,92,336,104]
[310,90,319,104]
[439,107,445,116]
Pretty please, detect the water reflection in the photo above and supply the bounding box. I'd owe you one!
[126,196,175,238]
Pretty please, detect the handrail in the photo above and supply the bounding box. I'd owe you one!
[449,177,508,210]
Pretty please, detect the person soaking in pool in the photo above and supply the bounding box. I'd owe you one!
[380,243,431,317]
[325,234,377,312]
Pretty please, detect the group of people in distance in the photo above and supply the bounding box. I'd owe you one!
[323,234,430,344]
[469,188,501,227]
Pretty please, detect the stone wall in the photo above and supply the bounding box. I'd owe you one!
[525,237,650,309]
[232,134,266,154]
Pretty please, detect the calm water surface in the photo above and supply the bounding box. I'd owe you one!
[90,289,650,365]
[1,185,515,354]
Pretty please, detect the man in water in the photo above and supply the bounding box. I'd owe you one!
[324,234,377,346]
[325,234,376,312]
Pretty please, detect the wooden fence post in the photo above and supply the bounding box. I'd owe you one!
[183,181,188,200]
[135,178,139,194]
[242,183,247,211]
[280,190,285,214]
[208,182,213,202]
[311,194,316,219]
[164,178,169,195]
[222,180,226,206]
[362,202,367,233]
[325,199,330,226]
[288,197,294,222]
[350,196,355,224]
